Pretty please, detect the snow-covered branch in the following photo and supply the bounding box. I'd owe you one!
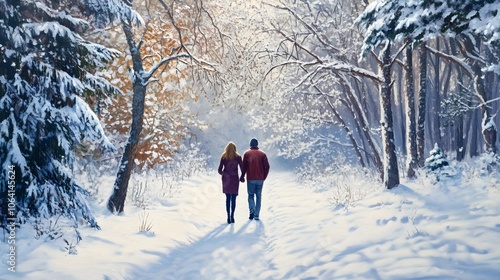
[391,41,409,66]
[322,63,381,83]
[426,45,474,76]
[144,53,190,81]
[270,23,324,64]
[264,2,340,54]
[261,59,321,85]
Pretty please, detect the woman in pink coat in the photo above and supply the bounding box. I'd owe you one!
[218,142,244,224]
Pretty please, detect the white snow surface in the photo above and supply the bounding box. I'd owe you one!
[2,170,500,279]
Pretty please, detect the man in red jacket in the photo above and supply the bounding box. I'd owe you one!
[240,138,270,221]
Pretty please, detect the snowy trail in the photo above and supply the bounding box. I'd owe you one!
[128,171,339,280]
[4,170,500,279]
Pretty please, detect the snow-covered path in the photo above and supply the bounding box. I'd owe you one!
[128,172,339,279]
[3,170,500,279]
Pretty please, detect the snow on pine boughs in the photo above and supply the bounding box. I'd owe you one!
[0,0,135,231]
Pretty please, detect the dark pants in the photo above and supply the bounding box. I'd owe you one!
[225,194,237,217]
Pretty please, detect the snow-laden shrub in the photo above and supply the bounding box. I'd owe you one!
[164,142,208,181]
[298,163,382,210]
[460,152,500,189]
[126,141,209,208]
[74,145,120,203]
[425,144,449,172]
[32,216,65,241]
[474,152,500,176]
[75,139,208,209]
[424,143,455,183]
[31,215,82,254]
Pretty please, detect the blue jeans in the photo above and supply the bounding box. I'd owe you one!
[247,180,264,218]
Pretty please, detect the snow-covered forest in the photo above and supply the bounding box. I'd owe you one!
[1,0,499,279]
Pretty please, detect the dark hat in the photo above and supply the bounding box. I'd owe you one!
[250,138,258,147]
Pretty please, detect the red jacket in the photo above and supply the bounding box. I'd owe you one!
[241,147,270,180]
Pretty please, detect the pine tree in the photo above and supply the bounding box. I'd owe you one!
[424,143,450,182]
[425,144,449,172]
[0,0,136,230]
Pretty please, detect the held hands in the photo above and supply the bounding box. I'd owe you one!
[240,176,245,183]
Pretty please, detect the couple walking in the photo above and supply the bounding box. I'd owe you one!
[217,138,270,224]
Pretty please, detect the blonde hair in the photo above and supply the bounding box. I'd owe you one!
[221,142,239,160]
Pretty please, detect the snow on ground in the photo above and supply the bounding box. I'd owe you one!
[1,169,500,279]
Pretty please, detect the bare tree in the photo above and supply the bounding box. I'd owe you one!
[108,0,216,213]
[262,1,384,176]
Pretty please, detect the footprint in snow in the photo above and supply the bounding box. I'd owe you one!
[376,216,397,225]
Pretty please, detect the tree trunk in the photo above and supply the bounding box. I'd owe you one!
[340,76,383,178]
[449,40,466,161]
[431,39,442,149]
[456,114,465,161]
[461,36,497,154]
[314,83,367,168]
[469,111,480,157]
[107,22,148,213]
[380,43,400,189]
[417,43,427,166]
[329,98,366,168]
[404,41,418,178]
[353,81,377,168]
[476,74,497,154]
[396,68,406,154]
[440,39,453,152]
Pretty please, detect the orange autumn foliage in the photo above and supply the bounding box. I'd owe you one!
[97,1,204,169]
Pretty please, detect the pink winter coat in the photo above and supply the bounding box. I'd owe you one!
[218,156,243,195]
